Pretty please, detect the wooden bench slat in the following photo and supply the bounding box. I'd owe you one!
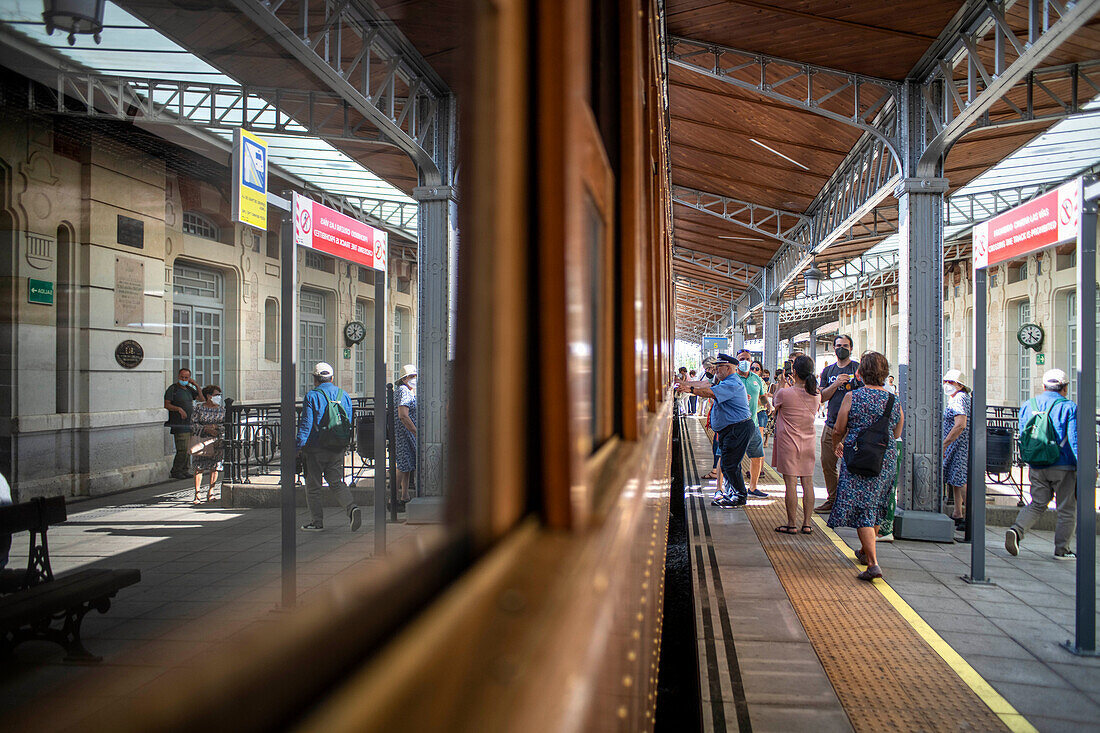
[0,496,66,533]
[0,569,141,628]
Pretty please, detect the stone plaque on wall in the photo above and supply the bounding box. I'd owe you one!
[115,256,145,327]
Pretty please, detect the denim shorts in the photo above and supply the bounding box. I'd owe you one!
[746,424,764,458]
[756,411,768,428]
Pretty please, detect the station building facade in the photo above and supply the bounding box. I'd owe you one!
[835,249,1097,407]
[0,103,418,501]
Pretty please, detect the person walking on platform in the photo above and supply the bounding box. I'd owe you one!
[1005,369,1079,560]
[736,349,769,498]
[678,354,756,508]
[296,362,362,532]
[828,352,903,581]
[815,335,862,514]
[771,355,820,535]
[941,369,972,530]
[687,370,698,414]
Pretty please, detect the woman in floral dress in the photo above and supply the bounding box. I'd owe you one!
[190,385,225,504]
[394,364,418,509]
[941,369,971,529]
[827,352,904,581]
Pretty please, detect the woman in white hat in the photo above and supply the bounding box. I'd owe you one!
[942,368,972,529]
[394,364,418,509]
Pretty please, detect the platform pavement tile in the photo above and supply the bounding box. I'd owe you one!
[988,681,1100,724]
[918,611,1002,634]
[735,641,844,707]
[720,567,792,600]
[936,630,1036,660]
[960,653,1075,689]
[722,599,811,644]
[744,703,854,733]
[712,546,776,569]
[997,628,1085,664]
[898,594,979,617]
[1006,588,1075,608]
[885,579,959,598]
[941,583,1023,605]
[92,617,176,641]
[967,599,1065,624]
[873,567,942,583]
[1020,714,1100,733]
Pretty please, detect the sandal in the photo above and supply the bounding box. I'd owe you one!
[703,470,718,479]
[800,525,813,534]
[855,549,868,565]
[774,525,799,534]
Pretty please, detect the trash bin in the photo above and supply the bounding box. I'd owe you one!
[356,414,374,464]
[986,427,1013,473]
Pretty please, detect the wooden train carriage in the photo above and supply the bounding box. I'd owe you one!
[113,0,677,730]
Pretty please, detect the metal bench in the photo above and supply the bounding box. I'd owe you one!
[0,496,140,663]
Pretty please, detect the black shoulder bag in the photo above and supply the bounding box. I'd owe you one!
[843,392,895,478]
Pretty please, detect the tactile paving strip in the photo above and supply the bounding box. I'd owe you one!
[744,498,1009,732]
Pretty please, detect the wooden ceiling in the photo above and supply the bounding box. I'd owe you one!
[666,0,1100,331]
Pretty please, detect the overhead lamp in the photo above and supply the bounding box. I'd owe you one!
[804,259,824,298]
[746,322,756,336]
[43,0,105,45]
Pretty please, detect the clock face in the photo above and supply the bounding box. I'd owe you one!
[1017,323,1043,348]
[344,320,366,344]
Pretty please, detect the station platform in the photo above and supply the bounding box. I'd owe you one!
[679,415,1100,733]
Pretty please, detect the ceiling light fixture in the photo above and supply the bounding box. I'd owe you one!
[717,235,764,241]
[749,138,809,171]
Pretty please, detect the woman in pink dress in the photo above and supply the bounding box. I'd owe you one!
[772,355,821,535]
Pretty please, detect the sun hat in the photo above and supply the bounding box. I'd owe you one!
[942,369,966,388]
[398,364,417,383]
[312,362,334,378]
[1043,368,1069,389]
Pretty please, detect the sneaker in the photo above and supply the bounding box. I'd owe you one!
[857,565,883,582]
[711,495,734,507]
[301,521,324,531]
[876,533,894,543]
[1004,528,1020,556]
[1054,549,1076,561]
[748,488,768,498]
[349,506,362,531]
[855,548,868,565]
[814,501,833,514]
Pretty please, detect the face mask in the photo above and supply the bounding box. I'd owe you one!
[942,384,955,396]
[738,360,751,372]
[835,347,850,361]
[211,395,223,406]
[408,378,417,390]
[178,379,189,387]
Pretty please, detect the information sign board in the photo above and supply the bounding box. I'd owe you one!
[28,278,53,305]
[232,128,268,231]
[702,335,729,352]
[972,178,1080,269]
[293,193,387,272]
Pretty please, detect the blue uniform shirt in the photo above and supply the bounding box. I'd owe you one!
[1018,391,1078,467]
[708,375,751,430]
[296,381,354,451]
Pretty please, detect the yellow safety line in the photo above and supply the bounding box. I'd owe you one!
[812,515,1039,733]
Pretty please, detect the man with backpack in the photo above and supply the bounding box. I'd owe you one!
[1005,369,1079,560]
[296,362,361,532]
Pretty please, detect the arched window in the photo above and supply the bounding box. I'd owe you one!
[265,298,278,362]
[183,212,219,240]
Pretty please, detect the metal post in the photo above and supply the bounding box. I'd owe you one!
[964,267,991,584]
[732,326,745,354]
[1065,177,1098,655]
[809,328,818,362]
[388,382,398,522]
[278,211,297,608]
[374,271,387,555]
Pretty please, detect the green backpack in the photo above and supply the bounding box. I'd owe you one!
[312,387,353,450]
[1018,397,1067,467]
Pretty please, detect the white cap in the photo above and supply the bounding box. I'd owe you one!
[312,362,334,378]
[942,369,966,388]
[1043,368,1069,389]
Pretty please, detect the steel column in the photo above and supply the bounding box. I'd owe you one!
[1066,177,1098,655]
[763,267,779,373]
[278,209,297,608]
[965,267,990,584]
[412,183,455,499]
[895,82,953,541]
[373,270,387,553]
[808,329,818,361]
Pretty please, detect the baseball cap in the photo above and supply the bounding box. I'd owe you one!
[312,362,335,378]
[1043,368,1068,389]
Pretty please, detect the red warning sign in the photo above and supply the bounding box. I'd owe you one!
[973,178,1081,270]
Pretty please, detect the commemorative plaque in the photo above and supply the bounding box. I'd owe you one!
[115,339,144,369]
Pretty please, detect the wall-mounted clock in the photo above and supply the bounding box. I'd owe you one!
[344,320,367,345]
[1016,322,1044,352]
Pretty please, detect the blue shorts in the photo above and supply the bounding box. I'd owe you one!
[756,411,768,428]
[746,425,764,458]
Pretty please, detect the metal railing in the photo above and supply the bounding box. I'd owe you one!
[223,396,378,484]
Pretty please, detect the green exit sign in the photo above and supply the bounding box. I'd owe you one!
[28,278,54,305]
[1036,352,1045,366]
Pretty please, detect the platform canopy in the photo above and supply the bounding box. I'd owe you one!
[665,0,1100,341]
